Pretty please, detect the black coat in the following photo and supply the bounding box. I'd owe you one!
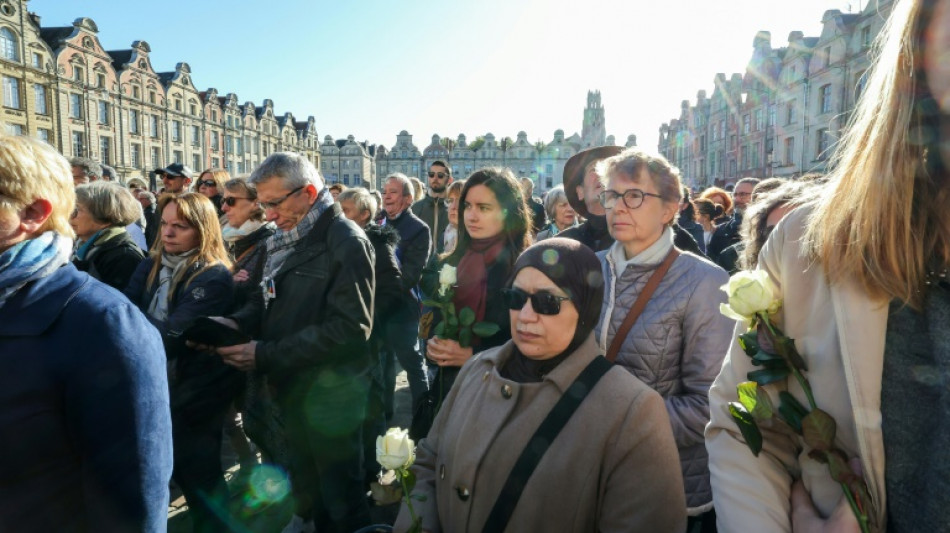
[143,203,159,251]
[706,211,743,263]
[559,214,704,257]
[411,195,448,254]
[364,222,403,321]
[124,258,240,424]
[528,197,546,235]
[227,224,276,311]
[230,203,376,392]
[420,246,516,400]
[385,209,431,319]
[73,229,145,291]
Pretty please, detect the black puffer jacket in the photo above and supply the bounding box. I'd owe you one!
[73,229,145,291]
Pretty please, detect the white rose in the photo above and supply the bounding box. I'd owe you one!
[376,427,415,471]
[720,270,781,324]
[438,264,457,296]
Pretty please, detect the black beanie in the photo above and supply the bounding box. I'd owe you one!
[511,237,605,351]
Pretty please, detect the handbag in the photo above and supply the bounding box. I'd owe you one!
[606,247,680,363]
[482,355,613,532]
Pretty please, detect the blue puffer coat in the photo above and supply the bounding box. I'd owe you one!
[0,264,172,532]
[595,240,733,515]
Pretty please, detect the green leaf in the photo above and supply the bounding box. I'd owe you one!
[421,299,441,308]
[447,302,456,318]
[752,349,784,364]
[459,328,472,348]
[459,307,476,327]
[448,315,458,327]
[823,449,856,484]
[472,322,500,338]
[801,408,836,451]
[737,330,760,357]
[777,391,808,433]
[728,402,763,456]
[433,322,445,337]
[748,366,790,386]
[738,381,774,420]
[751,357,790,370]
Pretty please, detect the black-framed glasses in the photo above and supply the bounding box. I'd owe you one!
[598,188,663,210]
[428,171,448,179]
[502,288,571,315]
[223,196,252,207]
[260,186,305,210]
[199,180,217,188]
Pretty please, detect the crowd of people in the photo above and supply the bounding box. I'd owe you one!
[0,0,947,531]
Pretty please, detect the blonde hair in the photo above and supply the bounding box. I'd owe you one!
[146,192,232,293]
[194,168,230,192]
[803,0,949,309]
[0,133,75,239]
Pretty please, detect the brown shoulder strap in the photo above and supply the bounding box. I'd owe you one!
[606,247,680,363]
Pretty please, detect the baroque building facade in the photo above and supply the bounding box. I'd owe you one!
[658,0,893,188]
[375,92,636,193]
[0,1,320,185]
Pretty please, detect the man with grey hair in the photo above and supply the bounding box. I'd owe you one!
[381,173,430,422]
[69,157,102,187]
[707,176,760,265]
[214,152,375,532]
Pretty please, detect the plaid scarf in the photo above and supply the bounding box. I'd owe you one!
[263,187,333,280]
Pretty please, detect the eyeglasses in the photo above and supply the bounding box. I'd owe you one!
[199,180,217,188]
[598,188,663,210]
[428,171,448,179]
[260,186,305,210]
[502,288,571,315]
[223,196,252,207]
[734,192,752,199]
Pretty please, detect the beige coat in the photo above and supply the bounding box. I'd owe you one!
[394,335,687,533]
[705,207,888,532]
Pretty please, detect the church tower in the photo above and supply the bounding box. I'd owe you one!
[581,90,606,148]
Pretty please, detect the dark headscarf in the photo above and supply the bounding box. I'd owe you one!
[500,237,605,382]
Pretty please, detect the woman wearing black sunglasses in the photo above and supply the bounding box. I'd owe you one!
[195,168,230,218]
[594,148,735,532]
[395,238,686,532]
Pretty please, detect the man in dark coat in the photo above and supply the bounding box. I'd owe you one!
[560,146,704,256]
[382,173,431,416]
[411,159,452,254]
[217,153,375,533]
[520,177,547,235]
[706,177,759,265]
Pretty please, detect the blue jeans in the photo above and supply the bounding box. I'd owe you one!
[381,317,429,418]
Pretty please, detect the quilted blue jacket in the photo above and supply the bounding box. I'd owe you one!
[595,245,733,514]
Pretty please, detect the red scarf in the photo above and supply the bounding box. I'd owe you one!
[454,235,505,327]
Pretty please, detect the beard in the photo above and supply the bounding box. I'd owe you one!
[430,183,447,194]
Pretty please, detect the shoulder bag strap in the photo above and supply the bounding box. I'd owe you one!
[482,355,613,533]
[605,247,680,363]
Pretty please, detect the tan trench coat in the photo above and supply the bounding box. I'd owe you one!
[394,335,687,533]
[705,207,889,532]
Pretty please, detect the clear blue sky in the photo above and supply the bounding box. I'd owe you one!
[32,0,867,151]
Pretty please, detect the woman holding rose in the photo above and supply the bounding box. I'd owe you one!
[707,0,950,530]
[395,239,686,532]
[421,168,531,403]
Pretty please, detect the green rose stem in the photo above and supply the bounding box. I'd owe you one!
[755,310,869,533]
[757,311,817,410]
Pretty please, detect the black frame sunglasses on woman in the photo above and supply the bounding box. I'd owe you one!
[502,288,571,315]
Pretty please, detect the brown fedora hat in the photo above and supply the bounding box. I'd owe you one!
[562,145,623,217]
